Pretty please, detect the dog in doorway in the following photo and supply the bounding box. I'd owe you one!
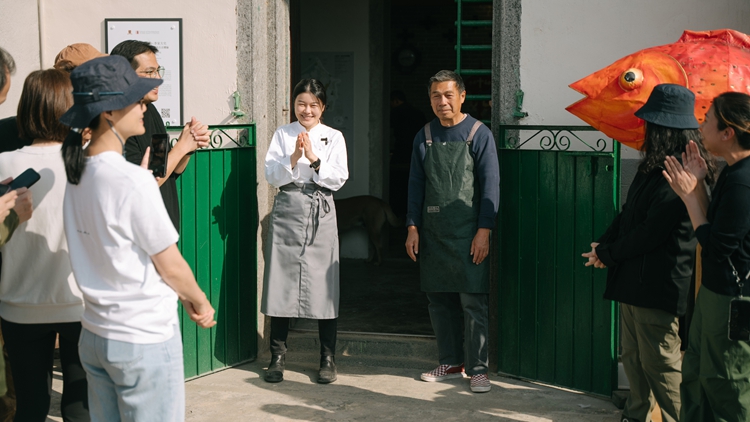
[334,195,401,265]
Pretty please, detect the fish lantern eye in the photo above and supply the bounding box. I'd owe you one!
[619,68,644,91]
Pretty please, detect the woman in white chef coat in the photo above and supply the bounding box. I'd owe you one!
[262,79,348,384]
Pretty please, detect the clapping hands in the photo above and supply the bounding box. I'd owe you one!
[663,140,706,198]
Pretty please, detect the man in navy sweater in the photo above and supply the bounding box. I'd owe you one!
[405,70,500,393]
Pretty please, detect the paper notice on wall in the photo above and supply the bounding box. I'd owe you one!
[105,19,183,127]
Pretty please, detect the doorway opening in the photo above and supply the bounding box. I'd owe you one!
[289,0,490,336]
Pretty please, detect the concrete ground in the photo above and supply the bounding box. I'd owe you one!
[46,360,622,421]
[182,358,621,421]
[45,356,630,422]
[41,228,625,421]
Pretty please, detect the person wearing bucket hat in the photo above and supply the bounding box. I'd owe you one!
[583,83,715,422]
[60,55,216,421]
[664,92,750,420]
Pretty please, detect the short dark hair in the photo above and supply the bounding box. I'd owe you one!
[292,79,327,108]
[427,70,465,95]
[0,47,16,92]
[110,40,159,70]
[17,69,73,142]
[713,92,750,150]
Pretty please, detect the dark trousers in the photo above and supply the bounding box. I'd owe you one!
[270,317,337,357]
[427,292,489,375]
[681,287,750,421]
[1,319,89,422]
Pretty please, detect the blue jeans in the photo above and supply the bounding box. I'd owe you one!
[78,326,185,422]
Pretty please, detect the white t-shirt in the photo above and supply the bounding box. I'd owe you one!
[63,152,179,344]
[0,144,84,323]
[265,121,349,190]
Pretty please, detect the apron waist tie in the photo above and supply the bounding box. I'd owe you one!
[284,183,330,255]
[308,189,331,245]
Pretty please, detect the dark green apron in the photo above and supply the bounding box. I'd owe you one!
[420,121,489,294]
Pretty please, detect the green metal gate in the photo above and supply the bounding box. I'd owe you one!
[497,125,620,396]
[170,124,258,378]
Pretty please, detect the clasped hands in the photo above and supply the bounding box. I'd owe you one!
[581,242,606,269]
[290,132,318,169]
[174,116,210,156]
[139,117,210,183]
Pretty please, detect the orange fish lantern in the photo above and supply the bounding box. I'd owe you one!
[567,29,750,150]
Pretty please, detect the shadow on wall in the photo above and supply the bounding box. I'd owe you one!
[184,147,258,369]
[258,211,271,356]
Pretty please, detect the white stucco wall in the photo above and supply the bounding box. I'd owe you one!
[0,0,238,127]
[0,1,41,117]
[520,0,750,158]
[300,0,370,199]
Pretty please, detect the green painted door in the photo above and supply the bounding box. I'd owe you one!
[172,124,258,378]
[497,126,620,396]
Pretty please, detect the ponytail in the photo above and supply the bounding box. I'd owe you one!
[62,116,102,184]
[62,129,85,184]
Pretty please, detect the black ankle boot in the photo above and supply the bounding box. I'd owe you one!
[264,354,285,383]
[318,355,337,384]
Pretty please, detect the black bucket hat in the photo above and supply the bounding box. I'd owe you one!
[635,84,699,129]
[60,55,162,129]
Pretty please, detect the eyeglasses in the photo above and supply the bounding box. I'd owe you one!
[138,66,165,79]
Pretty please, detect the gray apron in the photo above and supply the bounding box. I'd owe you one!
[261,183,339,319]
[420,121,489,294]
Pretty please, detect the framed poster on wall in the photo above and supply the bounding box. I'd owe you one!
[105,18,183,127]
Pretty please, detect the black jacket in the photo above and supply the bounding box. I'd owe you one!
[0,116,32,154]
[696,156,750,297]
[123,103,181,231]
[596,166,695,316]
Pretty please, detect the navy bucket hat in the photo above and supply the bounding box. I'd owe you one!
[635,84,699,129]
[60,55,162,129]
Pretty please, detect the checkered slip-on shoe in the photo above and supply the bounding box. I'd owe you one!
[470,373,491,393]
[420,364,466,382]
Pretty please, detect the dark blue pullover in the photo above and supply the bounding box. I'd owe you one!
[406,114,500,229]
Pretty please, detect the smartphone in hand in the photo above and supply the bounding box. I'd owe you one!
[149,134,169,178]
[0,168,41,196]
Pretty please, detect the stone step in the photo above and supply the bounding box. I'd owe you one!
[280,329,439,370]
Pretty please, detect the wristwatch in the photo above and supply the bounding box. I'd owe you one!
[309,158,321,171]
